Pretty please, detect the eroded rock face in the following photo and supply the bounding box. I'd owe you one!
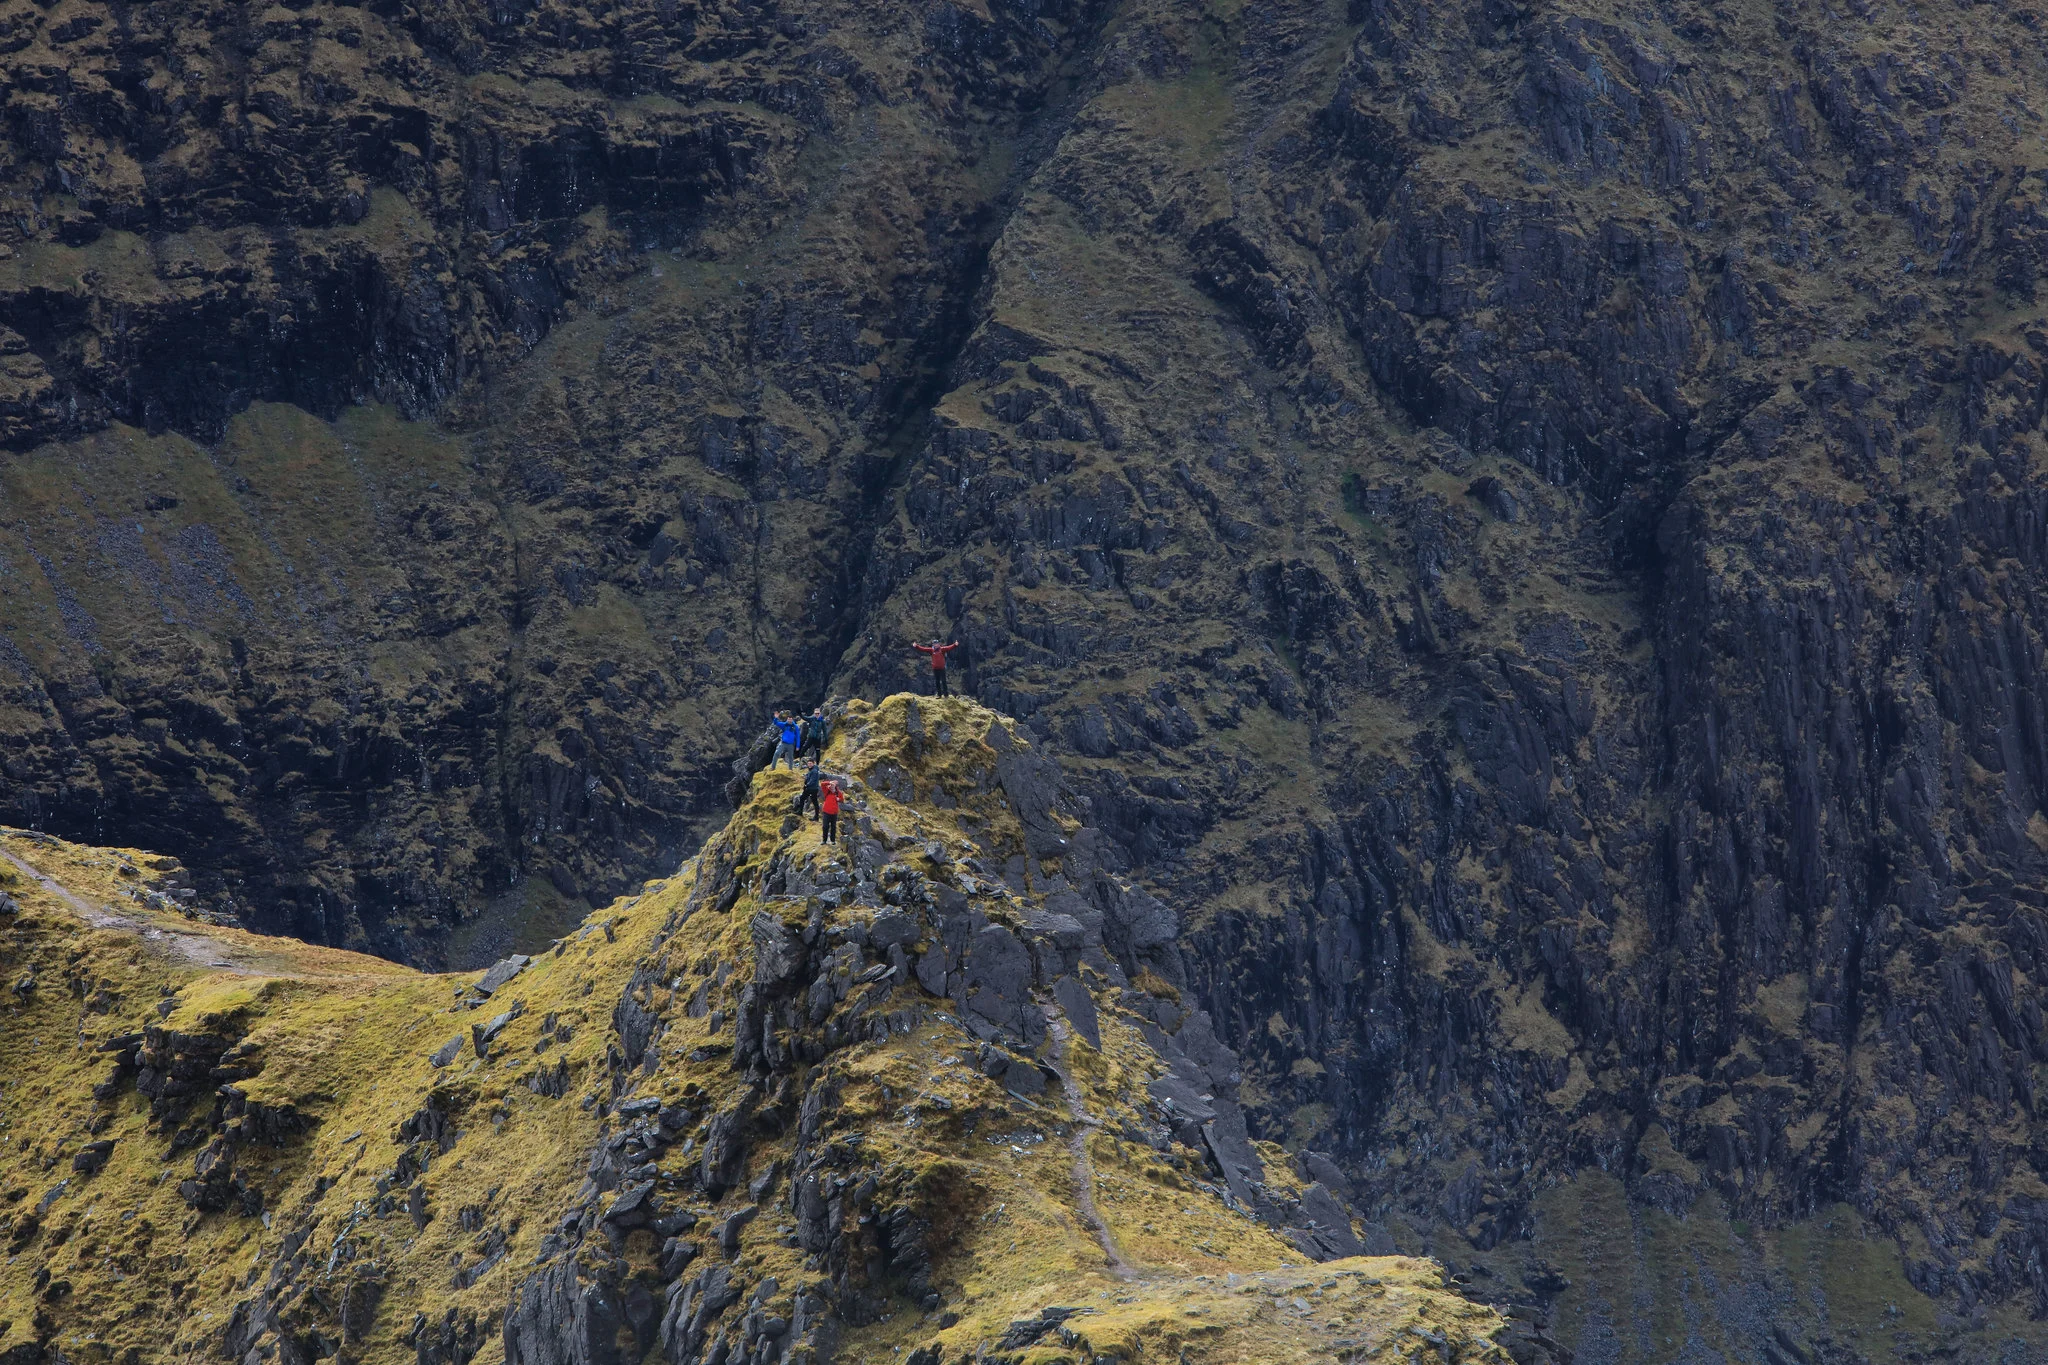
[835,0,2048,1329]
[2,0,2048,1341]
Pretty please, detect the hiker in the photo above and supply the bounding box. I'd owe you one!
[799,706,829,759]
[819,775,843,844]
[911,639,960,697]
[796,758,822,818]
[771,710,802,769]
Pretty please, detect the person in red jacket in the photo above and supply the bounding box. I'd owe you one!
[911,640,960,696]
[818,776,843,844]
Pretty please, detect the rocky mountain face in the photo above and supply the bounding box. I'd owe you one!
[3,0,2048,1356]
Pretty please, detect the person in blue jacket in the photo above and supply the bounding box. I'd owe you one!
[771,711,802,769]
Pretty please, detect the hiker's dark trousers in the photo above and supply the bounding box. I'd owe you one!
[932,668,949,697]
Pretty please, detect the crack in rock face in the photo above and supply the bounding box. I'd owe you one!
[0,0,2047,1356]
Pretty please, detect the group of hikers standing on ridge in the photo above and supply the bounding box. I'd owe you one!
[764,639,962,846]
[765,705,844,843]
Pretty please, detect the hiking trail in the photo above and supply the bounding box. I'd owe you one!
[1045,1005,1136,1280]
[3,844,261,973]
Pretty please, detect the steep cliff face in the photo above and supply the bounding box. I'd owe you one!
[852,0,2048,1335]
[6,0,2048,1353]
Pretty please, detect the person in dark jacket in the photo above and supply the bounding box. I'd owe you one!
[911,640,960,696]
[799,706,829,759]
[796,758,823,818]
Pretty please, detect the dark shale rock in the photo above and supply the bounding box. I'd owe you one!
[715,1205,758,1260]
[657,1263,741,1364]
[69,1141,113,1175]
[1055,975,1101,1049]
[475,956,530,997]
[503,1250,627,1365]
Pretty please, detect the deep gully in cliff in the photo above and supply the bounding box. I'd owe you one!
[809,2,1126,696]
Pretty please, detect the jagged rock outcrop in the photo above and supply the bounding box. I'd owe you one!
[499,698,1410,1364]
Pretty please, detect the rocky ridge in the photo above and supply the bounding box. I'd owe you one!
[0,696,1541,1365]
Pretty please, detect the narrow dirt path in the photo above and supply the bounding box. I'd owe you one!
[1043,1006,1136,1279]
[1,846,255,974]
[1,847,96,917]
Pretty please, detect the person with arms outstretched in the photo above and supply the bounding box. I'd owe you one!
[911,639,960,697]
[770,710,802,769]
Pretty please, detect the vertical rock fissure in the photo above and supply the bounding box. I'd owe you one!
[809,1,1125,695]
